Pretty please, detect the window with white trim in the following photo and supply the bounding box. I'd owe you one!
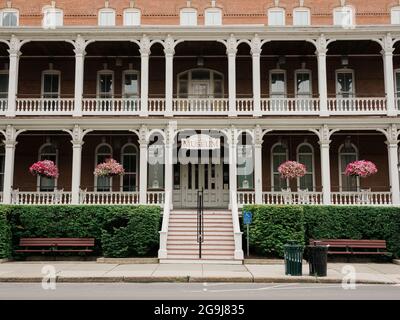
[271,143,288,191]
[293,8,310,26]
[123,8,141,26]
[0,71,8,99]
[99,8,116,26]
[97,70,114,98]
[270,70,286,98]
[339,143,359,192]
[394,69,400,99]
[392,7,400,24]
[38,143,58,192]
[180,8,198,26]
[297,143,314,191]
[336,69,355,98]
[95,143,113,192]
[295,70,312,98]
[268,8,285,26]
[42,71,60,98]
[333,6,354,27]
[120,143,138,192]
[123,70,140,98]
[0,9,18,27]
[204,8,222,26]
[42,7,63,28]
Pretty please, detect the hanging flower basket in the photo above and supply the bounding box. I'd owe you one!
[94,158,125,177]
[29,160,59,179]
[278,161,307,179]
[345,160,378,178]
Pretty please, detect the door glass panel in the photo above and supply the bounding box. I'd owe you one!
[43,74,59,98]
[337,72,354,97]
[123,73,138,98]
[99,74,113,98]
[271,72,286,97]
[296,72,311,97]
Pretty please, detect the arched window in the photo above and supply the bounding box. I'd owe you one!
[271,143,288,191]
[98,8,116,26]
[297,143,315,191]
[120,143,138,191]
[0,144,4,191]
[177,69,224,99]
[293,7,310,26]
[180,8,198,26]
[38,142,58,192]
[339,143,359,192]
[95,143,113,192]
[268,7,285,26]
[123,8,141,26]
[333,6,354,27]
[0,9,18,27]
[42,6,63,28]
[204,7,222,26]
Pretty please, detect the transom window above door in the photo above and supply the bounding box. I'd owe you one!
[178,69,224,98]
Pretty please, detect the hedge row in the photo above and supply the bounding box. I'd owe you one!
[0,205,161,259]
[244,205,400,258]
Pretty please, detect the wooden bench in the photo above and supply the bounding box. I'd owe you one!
[15,238,95,254]
[309,239,390,256]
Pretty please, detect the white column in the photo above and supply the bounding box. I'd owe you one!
[6,36,21,118]
[316,36,329,117]
[164,36,175,117]
[73,37,86,117]
[254,141,263,204]
[228,128,238,208]
[386,140,400,205]
[164,123,175,208]
[139,126,148,204]
[319,126,332,205]
[71,141,83,204]
[140,36,150,117]
[2,126,17,204]
[227,35,237,117]
[382,35,397,117]
[251,37,262,117]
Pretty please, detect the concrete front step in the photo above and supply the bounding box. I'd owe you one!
[168,245,235,250]
[167,240,235,245]
[165,255,236,260]
[159,259,243,264]
[168,232,234,237]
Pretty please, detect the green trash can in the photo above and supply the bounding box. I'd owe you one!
[284,240,304,276]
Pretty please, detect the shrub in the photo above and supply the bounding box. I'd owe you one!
[244,205,305,258]
[0,206,12,259]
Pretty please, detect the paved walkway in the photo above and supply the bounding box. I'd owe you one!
[0,261,400,284]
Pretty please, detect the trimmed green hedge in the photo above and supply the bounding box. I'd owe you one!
[244,205,400,258]
[0,207,12,259]
[0,205,161,258]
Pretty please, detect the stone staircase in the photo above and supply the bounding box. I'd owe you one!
[161,209,238,263]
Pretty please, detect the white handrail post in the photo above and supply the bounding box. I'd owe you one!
[158,191,170,259]
[231,190,244,260]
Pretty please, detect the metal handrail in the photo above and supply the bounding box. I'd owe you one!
[197,188,204,259]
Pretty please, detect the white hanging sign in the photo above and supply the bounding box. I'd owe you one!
[181,134,220,150]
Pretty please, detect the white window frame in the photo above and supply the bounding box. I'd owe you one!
[294,69,312,98]
[293,7,310,26]
[42,7,63,28]
[180,8,198,26]
[296,143,315,191]
[177,69,224,98]
[120,143,139,192]
[338,143,360,192]
[391,7,400,25]
[41,70,61,98]
[0,9,19,27]
[122,70,140,98]
[204,8,222,26]
[94,143,113,192]
[335,69,355,98]
[98,8,116,26]
[333,6,355,27]
[97,70,114,98]
[269,69,287,97]
[123,8,141,26]
[268,8,285,26]
[37,143,58,192]
[271,142,289,191]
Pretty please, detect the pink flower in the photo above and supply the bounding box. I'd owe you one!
[29,160,59,179]
[345,160,378,178]
[94,158,125,177]
[278,161,307,179]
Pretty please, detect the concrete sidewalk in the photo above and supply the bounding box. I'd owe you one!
[0,261,400,284]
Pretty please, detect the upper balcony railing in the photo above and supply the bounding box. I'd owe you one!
[1,96,392,117]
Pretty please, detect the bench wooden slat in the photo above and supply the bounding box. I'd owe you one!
[310,239,389,256]
[16,237,95,255]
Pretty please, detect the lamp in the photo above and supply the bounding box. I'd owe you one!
[341,55,349,67]
[278,56,286,66]
[197,56,204,67]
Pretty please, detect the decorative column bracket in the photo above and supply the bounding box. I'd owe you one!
[221,35,238,117]
[138,35,151,117]
[6,35,22,118]
[164,35,177,117]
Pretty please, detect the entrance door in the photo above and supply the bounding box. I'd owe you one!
[177,163,228,208]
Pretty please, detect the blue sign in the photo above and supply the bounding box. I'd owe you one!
[243,211,253,225]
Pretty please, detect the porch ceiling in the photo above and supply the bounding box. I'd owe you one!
[327,40,382,55]
[21,41,75,56]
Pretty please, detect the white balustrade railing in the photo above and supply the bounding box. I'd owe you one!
[262,191,324,205]
[16,98,74,115]
[79,191,139,205]
[0,99,7,114]
[236,98,254,114]
[331,192,392,206]
[148,98,166,114]
[147,191,165,206]
[237,191,255,208]
[328,97,387,114]
[260,98,320,114]
[82,98,140,114]
[11,189,72,205]
[172,98,229,114]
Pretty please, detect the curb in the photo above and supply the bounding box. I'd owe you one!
[97,258,159,264]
